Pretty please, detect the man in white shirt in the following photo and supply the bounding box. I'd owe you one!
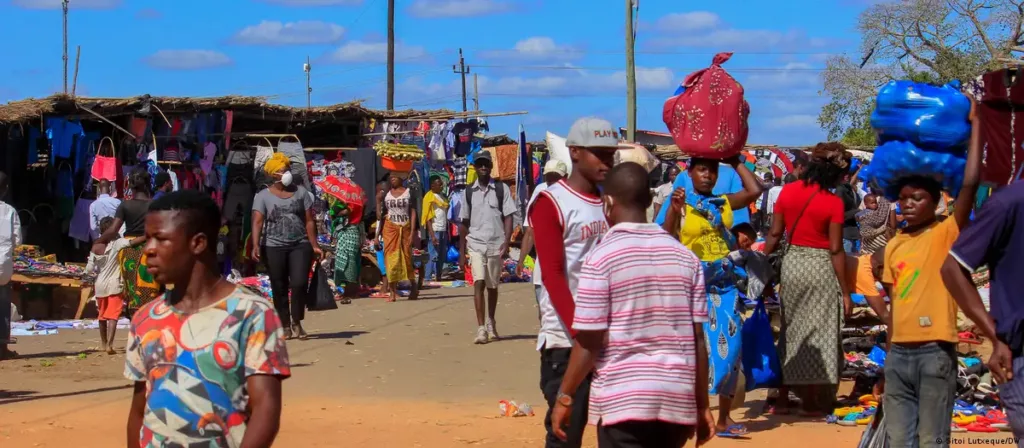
[515,159,568,283]
[0,173,22,360]
[89,180,122,240]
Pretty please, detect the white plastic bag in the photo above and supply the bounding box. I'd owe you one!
[545,132,572,175]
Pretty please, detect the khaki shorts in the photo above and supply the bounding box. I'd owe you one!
[469,250,502,288]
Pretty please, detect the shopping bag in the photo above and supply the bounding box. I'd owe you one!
[742,297,782,391]
[306,264,338,311]
[91,137,117,181]
[447,245,460,264]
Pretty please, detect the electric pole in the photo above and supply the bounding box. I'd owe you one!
[453,49,470,113]
[625,0,637,142]
[62,0,69,94]
[473,73,479,111]
[304,56,312,110]
[386,0,395,110]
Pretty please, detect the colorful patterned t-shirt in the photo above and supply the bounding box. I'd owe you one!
[124,287,291,448]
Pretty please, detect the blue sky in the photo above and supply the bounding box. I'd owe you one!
[0,0,869,145]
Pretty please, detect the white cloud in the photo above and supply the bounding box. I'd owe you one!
[479,37,582,61]
[143,50,233,70]
[765,114,819,129]
[653,11,721,33]
[258,0,362,5]
[607,67,676,91]
[407,0,513,18]
[233,21,345,45]
[325,41,427,63]
[744,62,822,90]
[12,0,121,9]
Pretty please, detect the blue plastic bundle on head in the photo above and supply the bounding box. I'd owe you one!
[870,80,971,153]
[858,141,965,200]
[863,80,972,199]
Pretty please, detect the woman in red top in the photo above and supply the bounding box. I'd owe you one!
[763,142,854,416]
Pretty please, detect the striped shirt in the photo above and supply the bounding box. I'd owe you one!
[574,222,708,427]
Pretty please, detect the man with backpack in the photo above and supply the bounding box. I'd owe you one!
[459,151,517,344]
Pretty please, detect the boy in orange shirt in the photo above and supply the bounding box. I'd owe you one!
[878,100,982,447]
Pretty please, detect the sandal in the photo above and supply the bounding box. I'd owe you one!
[965,421,999,433]
[715,424,749,438]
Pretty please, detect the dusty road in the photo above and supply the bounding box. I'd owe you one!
[0,283,998,447]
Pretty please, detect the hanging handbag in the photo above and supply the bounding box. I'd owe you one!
[91,137,118,181]
[768,188,818,283]
[742,297,782,390]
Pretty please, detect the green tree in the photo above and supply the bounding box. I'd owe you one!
[819,0,1023,141]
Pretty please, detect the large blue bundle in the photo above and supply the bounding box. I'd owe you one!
[870,80,971,152]
[859,141,965,201]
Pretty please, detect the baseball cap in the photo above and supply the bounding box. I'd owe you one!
[543,159,568,176]
[565,117,632,149]
[473,150,493,166]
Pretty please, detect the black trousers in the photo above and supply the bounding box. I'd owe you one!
[541,348,591,448]
[597,421,693,448]
[265,243,313,325]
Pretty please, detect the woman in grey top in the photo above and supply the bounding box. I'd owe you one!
[251,153,322,339]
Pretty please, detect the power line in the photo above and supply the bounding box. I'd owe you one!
[265,68,450,101]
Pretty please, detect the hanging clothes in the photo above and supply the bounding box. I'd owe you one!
[45,118,85,160]
[978,69,1024,185]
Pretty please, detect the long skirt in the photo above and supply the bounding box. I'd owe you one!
[778,245,843,386]
[703,259,744,396]
[119,242,160,309]
[382,220,414,283]
[333,224,364,285]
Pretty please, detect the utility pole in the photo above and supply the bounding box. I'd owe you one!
[453,49,470,113]
[473,73,479,111]
[625,0,637,142]
[304,56,312,110]
[386,0,395,110]
[62,0,69,94]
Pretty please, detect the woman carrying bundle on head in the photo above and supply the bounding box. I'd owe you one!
[662,155,763,438]
[763,142,855,417]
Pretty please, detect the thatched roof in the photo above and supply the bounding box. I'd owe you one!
[0,93,452,124]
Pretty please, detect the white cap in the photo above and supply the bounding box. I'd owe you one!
[565,117,632,149]
[543,159,568,176]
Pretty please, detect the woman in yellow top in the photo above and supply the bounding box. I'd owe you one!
[662,155,762,438]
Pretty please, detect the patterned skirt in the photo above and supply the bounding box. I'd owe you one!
[119,243,160,309]
[382,220,414,283]
[778,245,844,386]
[333,224,364,285]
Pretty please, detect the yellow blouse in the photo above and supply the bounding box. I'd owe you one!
[679,196,734,262]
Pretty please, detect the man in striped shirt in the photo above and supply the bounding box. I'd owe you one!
[551,163,714,448]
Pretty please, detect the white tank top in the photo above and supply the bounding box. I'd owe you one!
[385,189,411,225]
[535,180,608,350]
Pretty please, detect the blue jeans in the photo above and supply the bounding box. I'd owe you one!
[883,342,956,448]
[425,231,449,283]
[997,356,1024,441]
[843,239,861,255]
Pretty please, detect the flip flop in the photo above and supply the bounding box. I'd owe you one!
[966,422,999,433]
[716,424,749,438]
[950,424,967,433]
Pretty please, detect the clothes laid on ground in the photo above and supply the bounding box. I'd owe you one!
[774,180,844,249]
[779,245,844,386]
[253,186,314,247]
[884,217,961,344]
[574,222,707,427]
[124,288,291,447]
[116,199,152,237]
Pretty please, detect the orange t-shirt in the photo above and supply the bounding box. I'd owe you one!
[846,254,881,297]
[882,218,961,344]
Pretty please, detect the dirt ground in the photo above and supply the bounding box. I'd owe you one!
[0,283,1010,447]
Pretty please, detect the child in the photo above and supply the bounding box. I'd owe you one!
[85,217,138,354]
[731,222,758,251]
[550,162,713,448]
[879,97,982,446]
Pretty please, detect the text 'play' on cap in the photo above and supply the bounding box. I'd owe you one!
[566,117,632,149]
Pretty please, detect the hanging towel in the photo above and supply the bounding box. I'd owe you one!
[224,110,234,147]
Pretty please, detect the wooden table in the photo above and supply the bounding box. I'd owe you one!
[10,273,94,319]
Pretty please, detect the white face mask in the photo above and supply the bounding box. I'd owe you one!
[280,171,294,186]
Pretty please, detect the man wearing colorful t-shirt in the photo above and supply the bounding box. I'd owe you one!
[529,117,621,448]
[879,102,981,447]
[551,163,714,447]
[125,191,290,448]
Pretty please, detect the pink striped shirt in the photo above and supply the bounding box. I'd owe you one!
[573,222,708,427]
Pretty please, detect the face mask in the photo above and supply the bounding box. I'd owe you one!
[280,171,294,186]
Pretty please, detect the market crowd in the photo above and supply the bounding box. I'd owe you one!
[2,93,1024,448]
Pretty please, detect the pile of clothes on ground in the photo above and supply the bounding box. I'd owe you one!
[13,245,86,279]
[10,318,130,336]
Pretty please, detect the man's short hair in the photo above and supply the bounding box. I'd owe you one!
[154,172,172,188]
[604,162,652,209]
[148,190,221,251]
